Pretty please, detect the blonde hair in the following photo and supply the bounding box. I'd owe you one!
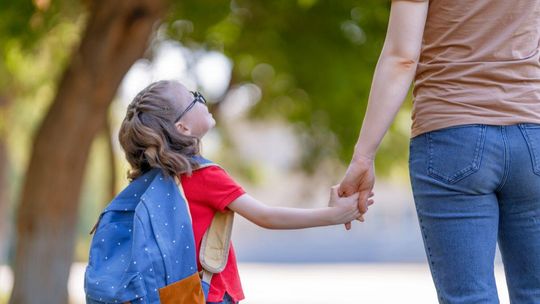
[118,80,200,181]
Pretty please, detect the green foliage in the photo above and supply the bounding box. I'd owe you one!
[164,0,409,176]
[2,0,409,187]
[0,0,83,88]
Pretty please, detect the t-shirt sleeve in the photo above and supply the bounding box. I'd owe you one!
[201,166,246,212]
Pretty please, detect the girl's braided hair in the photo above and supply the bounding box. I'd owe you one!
[119,80,200,181]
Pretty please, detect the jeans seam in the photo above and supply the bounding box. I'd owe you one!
[496,126,510,192]
[518,124,540,176]
[410,166,444,303]
[416,211,446,303]
[410,138,447,303]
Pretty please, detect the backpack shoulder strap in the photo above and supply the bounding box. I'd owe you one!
[200,209,234,274]
[182,157,235,284]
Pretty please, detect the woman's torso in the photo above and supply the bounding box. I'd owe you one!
[412,0,540,137]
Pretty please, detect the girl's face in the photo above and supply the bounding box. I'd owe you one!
[171,84,215,138]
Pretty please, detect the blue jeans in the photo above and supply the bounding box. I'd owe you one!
[207,293,237,304]
[409,124,540,304]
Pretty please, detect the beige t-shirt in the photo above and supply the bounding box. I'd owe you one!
[406,0,540,137]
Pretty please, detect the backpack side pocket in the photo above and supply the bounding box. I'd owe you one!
[158,272,205,304]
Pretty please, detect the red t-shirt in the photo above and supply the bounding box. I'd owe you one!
[179,166,246,303]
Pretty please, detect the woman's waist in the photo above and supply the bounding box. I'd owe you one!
[411,113,540,138]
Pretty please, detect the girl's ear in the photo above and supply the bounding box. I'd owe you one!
[175,121,191,135]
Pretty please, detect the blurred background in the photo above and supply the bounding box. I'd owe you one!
[0,0,509,303]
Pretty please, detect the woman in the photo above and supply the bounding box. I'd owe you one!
[338,0,540,303]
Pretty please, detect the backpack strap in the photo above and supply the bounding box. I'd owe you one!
[178,159,235,286]
[199,209,234,278]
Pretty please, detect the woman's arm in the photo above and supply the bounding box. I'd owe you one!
[227,187,364,230]
[353,0,428,161]
[338,1,429,209]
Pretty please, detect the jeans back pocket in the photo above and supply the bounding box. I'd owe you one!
[519,123,540,176]
[427,125,487,184]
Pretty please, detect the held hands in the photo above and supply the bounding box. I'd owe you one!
[337,154,376,230]
[327,185,371,227]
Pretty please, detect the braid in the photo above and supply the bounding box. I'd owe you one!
[118,80,201,181]
[126,81,164,121]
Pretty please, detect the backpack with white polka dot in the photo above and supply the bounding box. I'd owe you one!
[84,156,233,304]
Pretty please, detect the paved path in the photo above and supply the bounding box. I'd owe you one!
[0,263,509,303]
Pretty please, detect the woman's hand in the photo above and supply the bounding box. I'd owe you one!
[338,155,376,229]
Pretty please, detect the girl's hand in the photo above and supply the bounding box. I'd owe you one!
[328,186,365,226]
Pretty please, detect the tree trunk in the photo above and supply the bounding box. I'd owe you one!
[9,0,165,303]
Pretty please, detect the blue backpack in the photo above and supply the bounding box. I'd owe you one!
[84,157,233,304]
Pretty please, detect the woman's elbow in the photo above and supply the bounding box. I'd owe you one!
[383,53,419,71]
[377,55,419,74]
[395,57,418,70]
[381,47,420,70]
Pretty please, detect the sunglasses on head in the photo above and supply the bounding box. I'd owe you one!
[174,91,207,123]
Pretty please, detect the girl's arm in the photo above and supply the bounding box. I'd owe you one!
[227,187,364,230]
[338,0,429,207]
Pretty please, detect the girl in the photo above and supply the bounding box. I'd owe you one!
[118,80,369,304]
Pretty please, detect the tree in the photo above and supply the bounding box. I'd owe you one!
[8,0,165,303]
